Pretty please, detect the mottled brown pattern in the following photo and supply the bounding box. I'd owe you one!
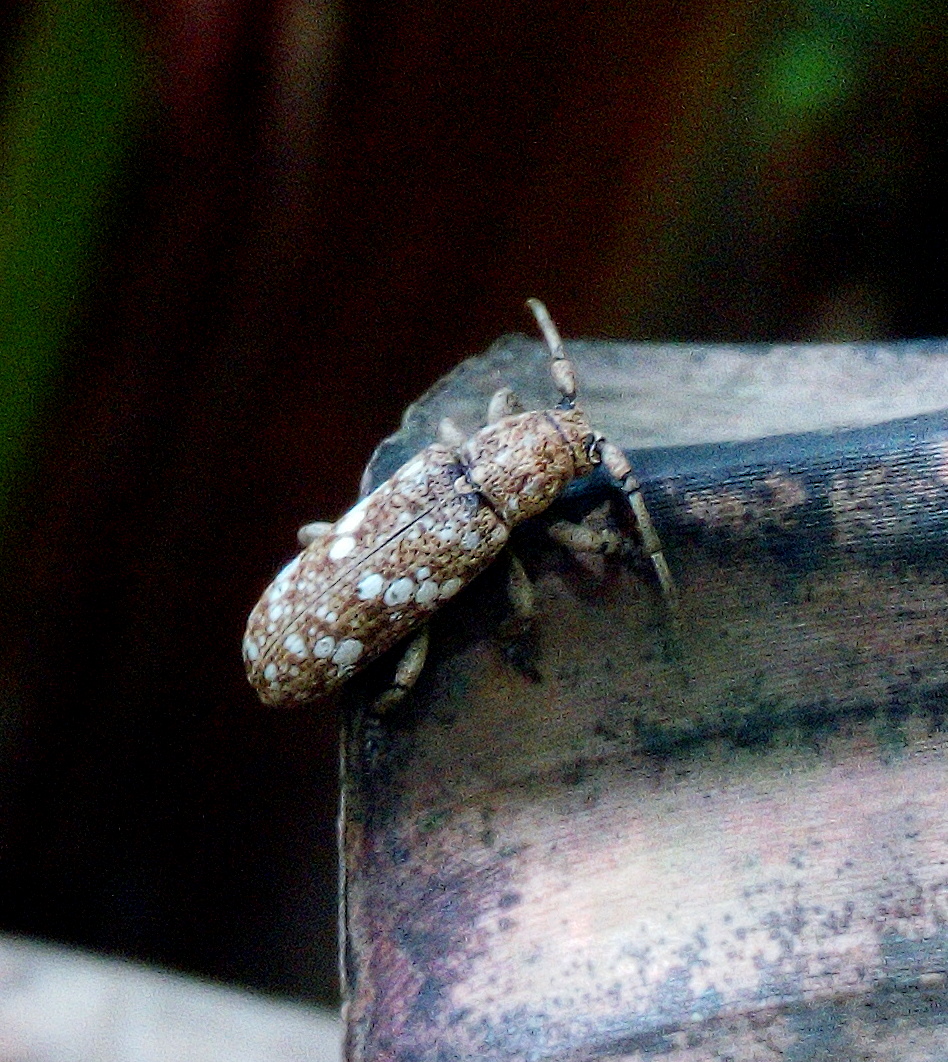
[460,409,594,524]
[244,407,595,706]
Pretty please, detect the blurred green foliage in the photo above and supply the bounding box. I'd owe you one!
[758,0,926,133]
[0,0,144,533]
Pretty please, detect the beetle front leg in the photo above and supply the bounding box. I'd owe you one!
[596,440,678,609]
[487,387,524,424]
[438,417,467,448]
[374,627,431,713]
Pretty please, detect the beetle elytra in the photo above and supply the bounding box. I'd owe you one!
[243,300,676,708]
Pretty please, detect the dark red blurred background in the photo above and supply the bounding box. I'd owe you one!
[1,0,947,1004]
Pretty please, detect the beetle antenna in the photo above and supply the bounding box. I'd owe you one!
[526,298,577,410]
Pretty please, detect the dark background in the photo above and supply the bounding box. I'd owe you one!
[1,0,947,1005]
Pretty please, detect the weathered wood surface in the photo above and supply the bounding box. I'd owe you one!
[341,333,948,1062]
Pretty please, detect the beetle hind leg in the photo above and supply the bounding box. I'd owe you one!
[297,521,333,547]
[373,627,431,713]
[499,552,543,681]
[506,552,535,623]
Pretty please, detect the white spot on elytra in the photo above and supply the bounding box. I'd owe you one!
[325,611,338,624]
[357,572,385,600]
[313,636,335,658]
[332,639,363,667]
[268,603,285,623]
[329,535,356,560]
[263,663,279,680]
[438,525,457,542]
[284,632,307,657]
[316,605,328,620]
[384,577,415,606]
[461,529,480,550]
[440,578,462,599]
[336,500,369,535]
[416,566,431,580]
[415,579,440,606]
[243,637,260,661]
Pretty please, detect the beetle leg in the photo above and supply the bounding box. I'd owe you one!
[487,386,525,424]
[506,552,535,622]
[526,298,577,409]
[297,521,334,547]
[437,417,466,448]
[596,439,678,609]
[374,626,430,713]
[547,517,622,555]
[500,552,542,681]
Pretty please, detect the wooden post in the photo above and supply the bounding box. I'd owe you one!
[341,332,948,1061]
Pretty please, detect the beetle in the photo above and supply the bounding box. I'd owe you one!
[243,299,676,708]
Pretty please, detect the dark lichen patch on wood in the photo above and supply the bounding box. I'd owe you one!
[342,335,948,1061]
